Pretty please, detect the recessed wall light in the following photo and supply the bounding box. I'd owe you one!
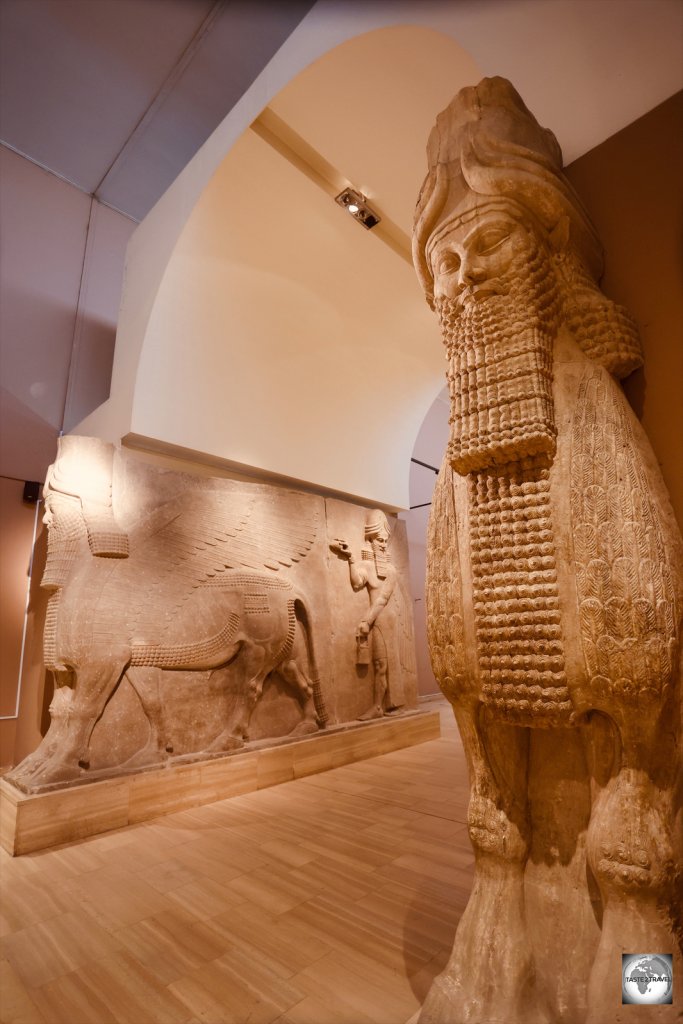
[335,188,381,230]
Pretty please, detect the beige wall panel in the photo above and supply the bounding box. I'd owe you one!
[62,201,136,433]
[0,480,44,767]
[0,146,90,480]
[565,91,683,529]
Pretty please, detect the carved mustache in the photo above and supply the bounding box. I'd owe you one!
[452,279,507,312]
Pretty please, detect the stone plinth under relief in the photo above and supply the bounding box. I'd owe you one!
[0,709,440,855]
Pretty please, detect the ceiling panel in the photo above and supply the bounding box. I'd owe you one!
[97,0,314,220]
[0,0,216,192]
[0,145,91,479]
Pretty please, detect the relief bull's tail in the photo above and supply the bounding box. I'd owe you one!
[294,597,329,727]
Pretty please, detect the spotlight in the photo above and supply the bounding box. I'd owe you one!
[334,188,381,230]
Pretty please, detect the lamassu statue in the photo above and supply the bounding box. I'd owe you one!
[413,77,681,1023]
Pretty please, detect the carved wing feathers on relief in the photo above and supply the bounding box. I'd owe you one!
[386,533,417,678]
[426,461,468,702]
[571,369,679,701]
[120,489,318,633]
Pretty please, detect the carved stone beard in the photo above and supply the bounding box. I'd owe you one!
[362,544,388,580]
[41,492,85,593]
[436,241,561,475]
[436,242,573,727]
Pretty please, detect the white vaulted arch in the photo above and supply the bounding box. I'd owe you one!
[73,1,683,508]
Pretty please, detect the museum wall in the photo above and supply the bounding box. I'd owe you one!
[564,90,683,530]
[0,144,135,768]
[0,145,136,483]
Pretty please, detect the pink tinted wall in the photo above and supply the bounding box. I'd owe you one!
[0,144,134,767]
[565,91,683,530]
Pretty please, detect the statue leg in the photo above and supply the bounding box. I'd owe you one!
[420,706,547,1024]
[525,727,598,1023]
[204,641,267,751]
[278,622,320,736]
[279,659,319,737]
[125,667,173,763]
[8,649,131,789]
[359,631,388,721]
[584,704,681,1023]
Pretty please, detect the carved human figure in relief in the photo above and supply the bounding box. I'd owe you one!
[331,510,407,719]
[413,78,681,1024]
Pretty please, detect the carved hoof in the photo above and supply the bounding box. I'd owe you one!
[289,720,319,737]
[7,755,85,792]
[588,772,673,895]
[468,795,529,861]
[120,744,168,770]
[358,706,383,722]
[203,732,244,754]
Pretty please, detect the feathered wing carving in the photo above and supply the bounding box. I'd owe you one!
[116,489,319,639]
[385,531,417,684]
[426,460,469,703]
[397,578,417,680]
[570,368,679,705]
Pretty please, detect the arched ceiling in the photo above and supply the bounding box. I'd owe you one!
[72,1,683,509]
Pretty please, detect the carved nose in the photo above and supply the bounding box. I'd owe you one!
[459,259,485,287]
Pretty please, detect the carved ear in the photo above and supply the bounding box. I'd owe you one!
[549,214,570,252]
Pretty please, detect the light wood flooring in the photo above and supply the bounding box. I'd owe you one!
[0,700,472,1024]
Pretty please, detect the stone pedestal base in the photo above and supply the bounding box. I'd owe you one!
[0,709,439,855]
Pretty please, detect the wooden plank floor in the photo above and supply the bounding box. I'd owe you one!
[0,700,472,1024]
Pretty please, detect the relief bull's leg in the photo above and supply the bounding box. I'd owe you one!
[279,624,320,737]
[279,660,319,737]
[6,667,75,790]
[203,640,267,752]
[62,650,132,772]
[9,650,130,788]
[584,705,681,1023]
[125,667,173,764]
[420,706,547,1024]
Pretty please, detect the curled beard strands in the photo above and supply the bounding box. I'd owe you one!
[437,242,561,475]
[437,240,573,727]
[468,458,573,727]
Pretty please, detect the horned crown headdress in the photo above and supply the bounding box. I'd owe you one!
[412,77,642,379]
[413,76,603,306]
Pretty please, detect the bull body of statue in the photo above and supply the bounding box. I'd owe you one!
[8,438,327,793]
[413,78,682,1023]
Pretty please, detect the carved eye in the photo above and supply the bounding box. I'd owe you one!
[477,230,510,255]
[434,251,461,276]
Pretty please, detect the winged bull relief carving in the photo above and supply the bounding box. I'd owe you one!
[8,437,418,793]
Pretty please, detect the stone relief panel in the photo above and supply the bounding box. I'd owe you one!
[412,77,682,1024]
[7,438,417,793]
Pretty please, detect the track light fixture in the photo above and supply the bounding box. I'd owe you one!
[335,188,381,230]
